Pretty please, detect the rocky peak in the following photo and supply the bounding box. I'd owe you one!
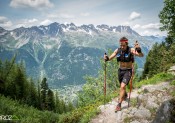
[65,23,77,31]
[5,22,141,38]
[96,24,110,31]
[80,24,98,33]
[0,27,6,32]
[0,27,8,36]
[116,25,140,36]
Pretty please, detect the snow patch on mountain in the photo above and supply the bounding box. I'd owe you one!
[43,44,52,49]
[15,38,30,49]
[0,31,7,36]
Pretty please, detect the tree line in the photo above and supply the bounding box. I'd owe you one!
[141,0,175,79]
[0,55,74,114]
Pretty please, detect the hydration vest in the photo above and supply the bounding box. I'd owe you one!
[116,46,134,62]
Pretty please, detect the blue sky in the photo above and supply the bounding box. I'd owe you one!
[0,0,166,36]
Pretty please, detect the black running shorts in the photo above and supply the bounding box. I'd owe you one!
[118,68,132,85]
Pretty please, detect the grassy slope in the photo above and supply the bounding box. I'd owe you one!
[0,95,59,123]
[135,72,175,88]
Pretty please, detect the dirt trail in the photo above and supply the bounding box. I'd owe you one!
[90,82,174,123]
[90,89,139,123]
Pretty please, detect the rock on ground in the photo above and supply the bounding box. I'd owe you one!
[90,82,175,123]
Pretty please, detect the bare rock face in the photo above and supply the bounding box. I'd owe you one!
[168,65,175,75]
[152,99,175,123]
[90,82,175,123]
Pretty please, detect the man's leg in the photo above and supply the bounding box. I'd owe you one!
[119,82,126,103]
[115,82,126,111]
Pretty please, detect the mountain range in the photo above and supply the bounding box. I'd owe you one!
[0,22,165,88]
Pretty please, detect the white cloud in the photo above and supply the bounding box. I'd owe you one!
[0,16,13,29]
[0,16,7,23]
[140,30,163,36]
[141,23,160,30]
[141,30,150,36]
[133,23,167,36]
[80,12,90,17]
[46,13,75,22]
[10,0,54,9]
[129,11,141,21]
[28,18,38,23]
[132,23,160,30]
[40,19,52,25]
[15,23,26,28]
[59,13,75,19]
[47,14,58,18]
[135,29,164,36]
[14,18,38,28]
[122,21,130,26]
[133,24,141,29]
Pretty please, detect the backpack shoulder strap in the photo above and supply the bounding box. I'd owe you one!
[128,46,134,62]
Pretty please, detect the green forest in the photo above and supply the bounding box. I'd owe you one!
[0,0,175,122]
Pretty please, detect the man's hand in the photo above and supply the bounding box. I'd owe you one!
[104,53,109,61]
[134,41,142,53]
[135,47,142,53]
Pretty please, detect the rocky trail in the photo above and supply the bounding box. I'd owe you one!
[90,81,175,123]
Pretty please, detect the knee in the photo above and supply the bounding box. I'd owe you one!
[120,85,125,90]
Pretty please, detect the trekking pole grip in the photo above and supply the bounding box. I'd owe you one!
[104,53,109,62]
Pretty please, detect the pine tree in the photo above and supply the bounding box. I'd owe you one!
[13,63,29,101]
[141,40,175,80]
[26,78,38,108]
[55,91,60,113]
[40,78,48,110]
[0,59,4,93]
[46,89,55,111]
[3,54,16,82]
[37,80,41,109]
[4,61,17,99]
[60,99,66,113]
[141,43,163,79]
[67,101,74,112]
[159,0,175,44]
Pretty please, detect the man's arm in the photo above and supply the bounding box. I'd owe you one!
[131,48,144,57]
[109,50,118,60]
[104,49,118,61]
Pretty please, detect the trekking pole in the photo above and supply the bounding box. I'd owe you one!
[128,40,138,108]
[128,64,134,107]
[128,40,139,107]
[104,53,107,105]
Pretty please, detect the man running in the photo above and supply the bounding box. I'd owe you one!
[104,37,144,111]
